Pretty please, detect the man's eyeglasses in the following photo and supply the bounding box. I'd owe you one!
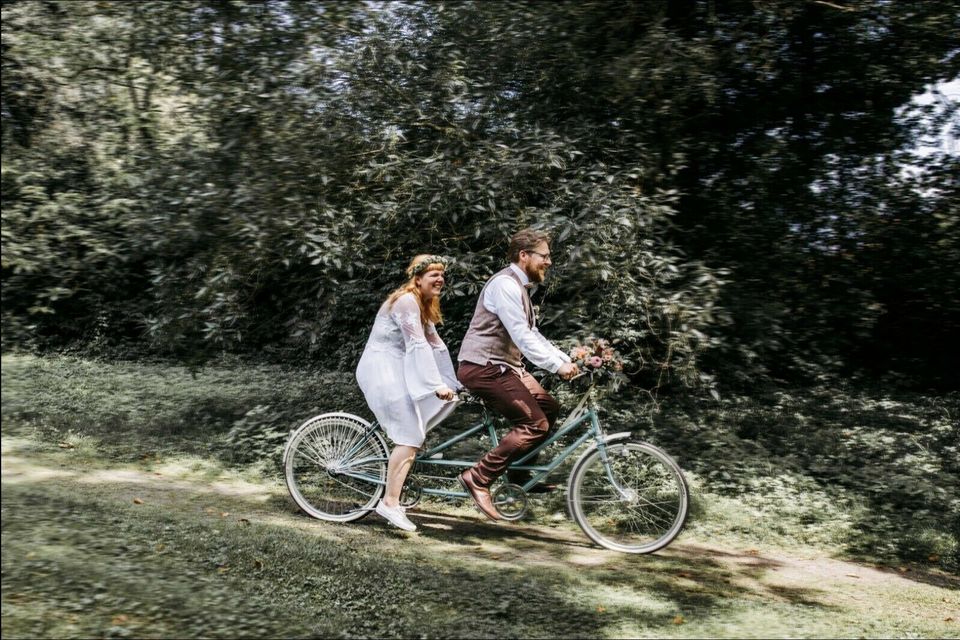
[525,250,551,261]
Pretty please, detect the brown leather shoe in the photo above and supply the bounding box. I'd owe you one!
[458,470,501,521]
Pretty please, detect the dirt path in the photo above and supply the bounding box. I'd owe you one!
[3,437,958,638]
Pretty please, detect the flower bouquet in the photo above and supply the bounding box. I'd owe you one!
[566,337,628,392]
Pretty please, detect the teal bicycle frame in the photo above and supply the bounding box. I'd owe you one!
[285,373,689,553]
[342,382,623,499]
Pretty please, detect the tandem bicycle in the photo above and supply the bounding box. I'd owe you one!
[282,373,689,554]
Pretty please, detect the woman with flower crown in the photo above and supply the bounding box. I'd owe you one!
[355,254,460,532]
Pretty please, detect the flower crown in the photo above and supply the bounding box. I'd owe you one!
[409,255,450,277]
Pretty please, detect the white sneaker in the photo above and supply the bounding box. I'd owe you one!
[375,501,417,532]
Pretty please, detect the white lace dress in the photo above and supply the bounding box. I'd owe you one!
[355,292,460,447]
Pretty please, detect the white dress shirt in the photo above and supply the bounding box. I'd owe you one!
[482,264,571,373]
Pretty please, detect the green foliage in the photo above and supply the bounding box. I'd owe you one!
[222,404,290,467]
[426,0,960,387]
[0,353,368,465]
[4,354,957,574]
[2,1,958,390]
[609,385,960,571]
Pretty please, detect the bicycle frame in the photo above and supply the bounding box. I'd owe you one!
[285,372,689,553]
[339,381,626,499]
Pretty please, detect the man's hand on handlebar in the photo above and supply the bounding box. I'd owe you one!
[557,362,580,380]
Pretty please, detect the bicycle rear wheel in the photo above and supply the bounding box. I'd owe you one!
[284,413,388,522]
[568,440,688,554]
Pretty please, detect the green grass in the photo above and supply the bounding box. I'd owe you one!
[601,382,960,571]
[2,353,958,638]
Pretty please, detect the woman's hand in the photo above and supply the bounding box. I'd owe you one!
[435,386,455,401]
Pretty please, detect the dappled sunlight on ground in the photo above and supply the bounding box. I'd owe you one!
[2,436,278,501]
[4,432,957,639]
[1,455,74,484]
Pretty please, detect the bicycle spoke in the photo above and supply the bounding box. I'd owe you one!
[324,473,380,497]
[293,442,328,468]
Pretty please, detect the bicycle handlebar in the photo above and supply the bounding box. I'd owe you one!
[455,389,478,403]
[452,370,592,405]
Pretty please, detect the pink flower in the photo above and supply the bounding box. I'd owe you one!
[588,356,603,368]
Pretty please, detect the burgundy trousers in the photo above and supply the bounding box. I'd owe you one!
[457,361,560,487]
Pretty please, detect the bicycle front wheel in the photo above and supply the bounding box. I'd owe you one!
[568,440,688,554]
[284,413,388,522]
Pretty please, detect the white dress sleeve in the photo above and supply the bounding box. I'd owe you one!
[425,322,462,391]
[390,294,446,400]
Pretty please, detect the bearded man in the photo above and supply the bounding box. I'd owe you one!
[456,228,579,520]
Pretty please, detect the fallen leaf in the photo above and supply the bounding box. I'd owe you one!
[944,617,953,622]
[220,512,230,518]
[111,614,129,625]
[673,615,685,625]
[596,605,606,613]
[155,543,166,552]
[928,554,940,562]
[132,498,143,505]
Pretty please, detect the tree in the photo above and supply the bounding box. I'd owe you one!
[3,0,956,389]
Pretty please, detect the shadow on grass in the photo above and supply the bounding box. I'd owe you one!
[2,460,845,639]
[332,505,841,614]
[635,386,960,578]
[870,564,960,590]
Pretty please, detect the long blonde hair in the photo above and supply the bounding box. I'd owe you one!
[386,254,446,326]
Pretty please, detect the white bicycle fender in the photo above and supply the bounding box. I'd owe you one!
[293,412,372,430]
[570,431,634,471]
[282,412,371,463]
